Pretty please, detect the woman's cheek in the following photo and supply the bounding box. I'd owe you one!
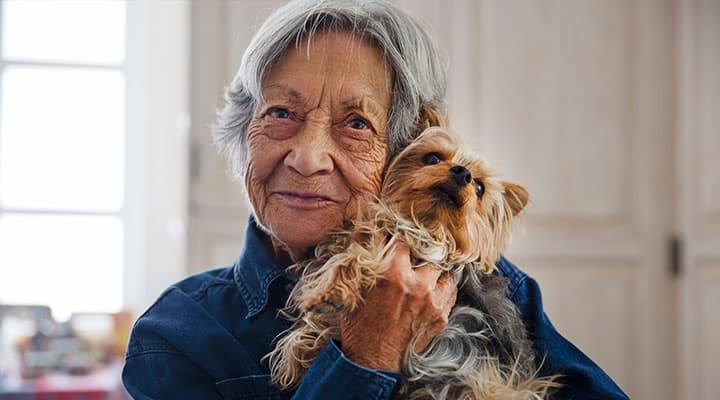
[350,136,386,191]
[244,121,283,216]
[339,138,387,219]
[244,158,265,218]
[246,121,286,175]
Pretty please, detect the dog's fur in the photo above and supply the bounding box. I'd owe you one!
[267,128,560,399]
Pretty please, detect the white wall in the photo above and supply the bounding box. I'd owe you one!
[124,0,190,314]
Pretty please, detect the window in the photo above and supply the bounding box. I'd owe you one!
[0,1,127,321]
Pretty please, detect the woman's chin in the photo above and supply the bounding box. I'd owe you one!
[259,203,344,259]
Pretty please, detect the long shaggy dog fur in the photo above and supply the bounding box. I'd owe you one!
[267,128,560,399]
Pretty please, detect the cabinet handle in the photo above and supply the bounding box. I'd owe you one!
[669,235,682,278]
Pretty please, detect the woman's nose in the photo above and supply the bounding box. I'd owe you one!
[283,119,334,176]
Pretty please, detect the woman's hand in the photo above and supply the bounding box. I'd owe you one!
[339,241,458,372]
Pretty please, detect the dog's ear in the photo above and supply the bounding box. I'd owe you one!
[416,105,448,132]
[502,182,529,216]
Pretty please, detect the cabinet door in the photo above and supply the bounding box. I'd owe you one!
[677,0,720,398]
[398,1,677,398]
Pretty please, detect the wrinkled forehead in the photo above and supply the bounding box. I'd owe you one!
[262,31,393,106]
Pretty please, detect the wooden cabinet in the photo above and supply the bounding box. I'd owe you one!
[677,1,720,399]
[439,1,676,398]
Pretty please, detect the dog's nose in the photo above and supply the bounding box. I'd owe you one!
[450,165,472,186]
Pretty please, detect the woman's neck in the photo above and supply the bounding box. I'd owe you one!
[265,235,310,267]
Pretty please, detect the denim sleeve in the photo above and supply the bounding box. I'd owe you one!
[122,348,224,399]
[293,340,401,400]
[122,339,400,400]
[498,258,630,400]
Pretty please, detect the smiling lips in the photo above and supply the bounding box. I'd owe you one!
[274,190,338,208]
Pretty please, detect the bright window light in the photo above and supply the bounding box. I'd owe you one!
[0,66,125,211]
[0,214,124,321]
[0,1,127,321]
[1,0,126,65]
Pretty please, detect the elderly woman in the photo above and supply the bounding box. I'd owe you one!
[122,1,628,399]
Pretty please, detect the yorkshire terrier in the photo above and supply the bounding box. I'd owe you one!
[267,127,560,399]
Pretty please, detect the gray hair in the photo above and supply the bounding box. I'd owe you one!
[213,0,449,179]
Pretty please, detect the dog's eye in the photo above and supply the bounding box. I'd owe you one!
[474,178,484,197]
[423,152,444,165]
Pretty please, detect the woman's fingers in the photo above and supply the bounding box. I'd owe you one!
[341,240,462,369]
[429,272,457,321]
[436,272,458,300]
[384,240,457,319]
[411,275,458,353]
[384,241,413,277]
[385,241,455,297]
[413,262,443,287]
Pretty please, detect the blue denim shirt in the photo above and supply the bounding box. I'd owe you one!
[122,218,629,399]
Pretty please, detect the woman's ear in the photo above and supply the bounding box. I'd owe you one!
[502,182,529,216]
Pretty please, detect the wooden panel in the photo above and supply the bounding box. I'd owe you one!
[188,216,247,274]
[678,1,720,399]
[189,0,248,213]
[208,239,246,270]
[692,9,720,399]
[519,260,636,395]
[697,263,720,400]
[477,1,633,225]
[225,1,286,84]
[696,0,720,230]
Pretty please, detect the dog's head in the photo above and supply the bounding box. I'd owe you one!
[381,127,528,272]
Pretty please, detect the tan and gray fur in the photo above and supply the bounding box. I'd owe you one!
[267,127,560,399]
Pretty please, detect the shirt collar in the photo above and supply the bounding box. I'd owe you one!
[233,216,294,319]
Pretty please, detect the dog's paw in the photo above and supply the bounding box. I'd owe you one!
[302,290,344,313]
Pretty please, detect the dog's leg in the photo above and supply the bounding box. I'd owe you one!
[268,314,337,390]
[301,235,397,313]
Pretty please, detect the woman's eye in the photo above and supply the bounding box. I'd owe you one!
[474,178,485,197]
[267,107,291,119]
[349,116,369,130]
[423,152,443,165]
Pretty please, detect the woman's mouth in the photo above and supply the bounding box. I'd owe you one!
[274,191,337,209]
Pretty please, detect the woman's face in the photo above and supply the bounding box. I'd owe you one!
[245,32,393,261]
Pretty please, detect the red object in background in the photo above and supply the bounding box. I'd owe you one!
[33,361,124,400]
[0,361,127,400]
[0,308,134,399]
[33,392,108,400]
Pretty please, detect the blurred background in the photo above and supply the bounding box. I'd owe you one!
[0,0,717,399]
